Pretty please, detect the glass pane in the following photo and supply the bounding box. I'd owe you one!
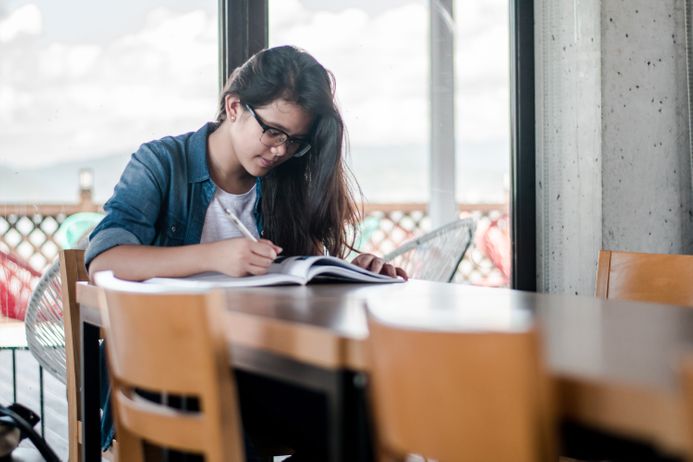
[0,0,218,271]
[454,0,510,287]
[269,0,510,286]
[269,0,428,206]
[268,0,429,256]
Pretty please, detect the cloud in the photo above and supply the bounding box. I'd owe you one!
[39,43,102,79]
[270,1,509,146]
[456,3,510,142]
[0,3,41,44]
[0,6,217,168]
[271,3,428,146]
[1,0,509,175]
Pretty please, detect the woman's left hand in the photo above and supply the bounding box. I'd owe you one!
[351,253,408,280]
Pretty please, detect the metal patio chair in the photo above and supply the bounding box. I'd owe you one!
[384,217,476,282]
[23,214,101,385]
[24,260,65,383]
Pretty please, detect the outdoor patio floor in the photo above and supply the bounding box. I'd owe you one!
[0,343,69,459]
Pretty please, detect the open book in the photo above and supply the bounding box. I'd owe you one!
[144,255,403,289]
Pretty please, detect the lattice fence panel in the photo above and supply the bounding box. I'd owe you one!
[1,203,510,286]
[359,204,509,287]
[0,213,68,272]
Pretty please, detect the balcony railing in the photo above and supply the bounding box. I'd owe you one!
[360,202,509,286]
[1,199,509,288]
[0,197,100,272]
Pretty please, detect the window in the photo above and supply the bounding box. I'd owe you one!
[0,0,218,204]
[269,0,511,285]
[0,0,217,269]
[269,0,428,204]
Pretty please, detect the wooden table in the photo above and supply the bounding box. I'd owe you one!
[76,280,693,461]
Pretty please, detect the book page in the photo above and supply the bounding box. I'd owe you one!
[145,271,304,289]
[267,255,354,278]
[307,262,400,283]
[267,256,316,278]
[272,255,400,283]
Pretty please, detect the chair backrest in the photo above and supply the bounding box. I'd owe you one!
[25,259,66,382]
[596,250,693,307]
[383,217,476,282]
[58,249,89,462]
[98,287,244,462]
[366,311,554,462]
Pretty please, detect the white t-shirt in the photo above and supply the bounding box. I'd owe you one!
[200,184,259,243]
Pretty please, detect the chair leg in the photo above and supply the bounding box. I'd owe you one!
[114,428,145,462]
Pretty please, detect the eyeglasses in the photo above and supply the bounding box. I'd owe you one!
[244,104,312,158]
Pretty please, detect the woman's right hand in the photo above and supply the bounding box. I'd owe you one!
[209,238,282,277]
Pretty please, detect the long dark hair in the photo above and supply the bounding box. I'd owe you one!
[217,45,361,257]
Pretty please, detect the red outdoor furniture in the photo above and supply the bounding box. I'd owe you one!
[0,251,40,320]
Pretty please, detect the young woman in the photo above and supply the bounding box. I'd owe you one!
[87,45,406,460]
[86,45,407,281]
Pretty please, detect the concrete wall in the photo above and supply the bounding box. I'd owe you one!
[536,0,692,294]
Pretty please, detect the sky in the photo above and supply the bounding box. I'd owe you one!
[270,0,509,148]
[0,0,509,202]
[0,0,218,168]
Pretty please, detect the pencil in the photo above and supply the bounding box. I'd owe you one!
[215,197,259,242]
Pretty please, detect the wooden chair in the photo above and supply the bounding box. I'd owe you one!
[97,286,245,462]
[59,249,89,462]
[366,309,555,462]
[681,358,693,460]
[596,250,693,307]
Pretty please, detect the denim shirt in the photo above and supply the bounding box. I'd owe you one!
[85,122,263,268]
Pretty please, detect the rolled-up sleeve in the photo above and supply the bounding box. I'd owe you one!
[84,228,141,269]
[85,146,167,268]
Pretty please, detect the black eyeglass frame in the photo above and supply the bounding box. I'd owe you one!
[243,104,312,158]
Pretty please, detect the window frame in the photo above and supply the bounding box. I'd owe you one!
[218,0,268,88]
[220,0,537,291]
[509,0,536,291]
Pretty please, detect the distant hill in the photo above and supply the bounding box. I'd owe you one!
[0,141,508,205]
[0,153,131,204]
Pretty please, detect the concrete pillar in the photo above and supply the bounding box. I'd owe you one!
[536,0,603,294]
[601,0,692,254]
[536,0,693,295]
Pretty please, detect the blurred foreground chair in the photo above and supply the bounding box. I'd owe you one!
[681,358,693,460]
[60,249,89,461]
[95,279,245,462]
[596,250,693,307]
[384,217,476,282]
[366,307,554,462]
